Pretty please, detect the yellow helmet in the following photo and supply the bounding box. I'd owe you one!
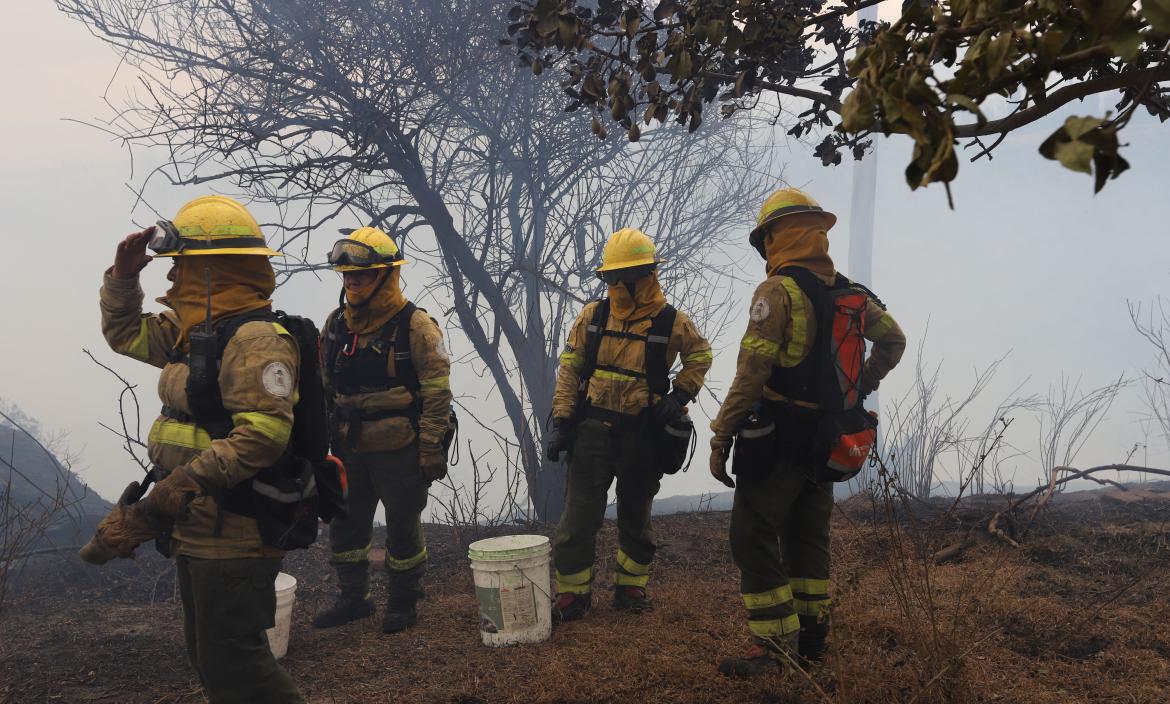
[328,227,409,272]
[150,195,282,257]
[596,228,660,272]
[748,188,837,253]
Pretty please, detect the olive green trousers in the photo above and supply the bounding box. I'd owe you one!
[327,445,428,604]
[729,458,834,641]
[553,419,661,594]
[176,555,303,704]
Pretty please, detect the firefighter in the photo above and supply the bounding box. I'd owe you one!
[710,188,906,677]
[80,195,304,703]
[545,227,712,621]
[312,227,452,634]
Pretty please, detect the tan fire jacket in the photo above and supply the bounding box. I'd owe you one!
[710,271,906,448]
[100,271,299,559]
[321,307,452,454]
[552,301,713,419]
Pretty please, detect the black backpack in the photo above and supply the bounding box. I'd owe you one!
[177,309,348,550]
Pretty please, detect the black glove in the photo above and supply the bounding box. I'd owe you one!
[545,417,572,462]
[652,389,692,427]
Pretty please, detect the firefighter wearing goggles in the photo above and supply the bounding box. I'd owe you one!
[83,194,304,702]
[313,226,453,634]
[709,188,906,678]
[546,227,712,622]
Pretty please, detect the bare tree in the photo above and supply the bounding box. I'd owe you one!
[1131,298,1170,456]
[1034,375,1127,496]
[59,0,773,521]
[875,335,1029,499]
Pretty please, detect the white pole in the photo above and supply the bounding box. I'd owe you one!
[848,3,879,289]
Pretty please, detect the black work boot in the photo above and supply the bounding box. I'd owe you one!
[312,564,374,629]
[798,614,830,664]
[718,635,798,679]
[551,591,592,625]
[382,597,418,634]
[612,586,653,613]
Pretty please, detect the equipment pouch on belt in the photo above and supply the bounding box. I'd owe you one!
[247,455,320,550]
[656,413,695,475]
[732,405,777,480]
[809,407,877,483]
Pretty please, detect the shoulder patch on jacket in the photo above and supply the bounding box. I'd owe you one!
[750,297,771,322]
[262,361,294,398]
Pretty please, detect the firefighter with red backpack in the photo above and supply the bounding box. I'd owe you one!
[312,227,454,634]
[710,188,906,677]
[545,228,712,621]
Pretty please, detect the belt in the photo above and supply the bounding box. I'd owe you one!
[585,405,647,430]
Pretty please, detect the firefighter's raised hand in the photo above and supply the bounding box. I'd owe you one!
[709,443,735,489]
[113,227,155,279]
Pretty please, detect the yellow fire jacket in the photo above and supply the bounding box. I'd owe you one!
[552,301,713,419]
[710,271,906,449]
[320,307,452,454]
[100,271,299,559]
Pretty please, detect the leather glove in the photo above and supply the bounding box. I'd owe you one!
[141,466,203,520]
[652,389,692,427]
[419,443,448,482]
[79,502,163,565]
[709,439,735,489]
[545,417,572,463]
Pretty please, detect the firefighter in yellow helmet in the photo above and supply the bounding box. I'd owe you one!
[546,228,712,621]
[312,227,453,633]
[80,195,304,702]
[710,188,906,676]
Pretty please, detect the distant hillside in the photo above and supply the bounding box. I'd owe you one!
[1,415,112,550]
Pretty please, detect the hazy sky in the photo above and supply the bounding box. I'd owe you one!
[3,3,1169,510]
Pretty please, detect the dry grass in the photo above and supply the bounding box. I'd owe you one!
[1,487,1167,703]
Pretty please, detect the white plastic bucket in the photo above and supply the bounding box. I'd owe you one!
[267,572,297,659]
[468,534,552,646]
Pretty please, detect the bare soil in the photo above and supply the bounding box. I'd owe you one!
[1,484,1168,703]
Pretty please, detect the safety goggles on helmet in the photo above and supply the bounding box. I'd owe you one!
[596,263,656,285]
[327,238,403,269]
[148,220,183,254]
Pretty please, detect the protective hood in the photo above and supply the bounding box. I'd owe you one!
[764,214,836,280]
[609,270,667,321]
[161,255,275,348]
[343,267,408,334]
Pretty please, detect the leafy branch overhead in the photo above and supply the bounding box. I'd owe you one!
[509,0,1170,192]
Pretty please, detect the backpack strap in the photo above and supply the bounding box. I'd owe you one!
[321,307,346,374]
[186,308,278,441]
[394,302,420,392]
[643,304,677,398]
[578,298,610,386]
[764,267,826,407]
